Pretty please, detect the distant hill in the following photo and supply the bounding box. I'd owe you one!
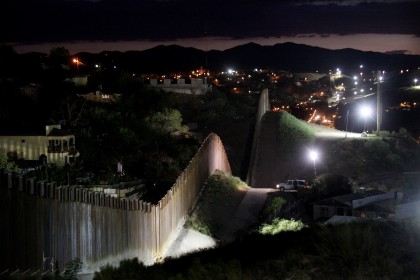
[76,42,420,73]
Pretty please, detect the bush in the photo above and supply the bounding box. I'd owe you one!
[259,218,306,235]
[262,196,286,218]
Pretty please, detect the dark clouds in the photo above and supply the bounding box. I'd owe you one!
[2,0,419,44]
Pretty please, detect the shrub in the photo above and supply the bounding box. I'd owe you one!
[262,197,286,218]
[259,218,306,235]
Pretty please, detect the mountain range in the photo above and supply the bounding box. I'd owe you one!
[77,42,420,74]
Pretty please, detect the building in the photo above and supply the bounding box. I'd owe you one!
[313,188,420,222]
[0,125,79,166]
[146,78,211,95]
[312,188,389,221]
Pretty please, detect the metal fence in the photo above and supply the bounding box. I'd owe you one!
[0,133,231,274]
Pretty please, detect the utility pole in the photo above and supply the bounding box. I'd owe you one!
[345,109,349,138]
[376,71,382,132]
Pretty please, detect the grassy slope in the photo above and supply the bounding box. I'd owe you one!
[93,111,420,280]
[185,170,250,240]
[167,111,420,278]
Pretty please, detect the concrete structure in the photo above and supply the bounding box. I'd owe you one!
[0,125,79,165]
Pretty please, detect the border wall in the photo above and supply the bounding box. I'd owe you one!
[0,133,230,274]
[246,88,270,186]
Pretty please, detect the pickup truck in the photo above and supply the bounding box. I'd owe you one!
[275,179,307,191]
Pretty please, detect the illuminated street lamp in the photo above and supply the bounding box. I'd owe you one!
[72,58,81,71]
[415,78,418,87]
[360,105,372,133]
[376,72,384,132]
[309,150,318,177]
[345,109,350,138]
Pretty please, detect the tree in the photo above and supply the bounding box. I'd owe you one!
[0,152,20,173]
[144,108,188,135]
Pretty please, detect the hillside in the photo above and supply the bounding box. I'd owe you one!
[90,111,420,279]
[164,110,420,257]
[252,111,420,191]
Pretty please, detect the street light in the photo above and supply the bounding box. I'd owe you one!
[345,109,350,138]
[376,72,384,132]
[309,150,318,177]
[415,78,418,87]
[72,58,81,72]
[360,105,372,133]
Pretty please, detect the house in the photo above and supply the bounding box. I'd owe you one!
[312,188,388,221]
[146,78,211,95]
[78,91,117,103]
[313,187,420,222]
[352,196,398,219]
[0,125,79,166]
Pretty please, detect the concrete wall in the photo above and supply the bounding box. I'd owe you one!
[0,133,231,274]
[0,135,47,160]
[246,88,270,186]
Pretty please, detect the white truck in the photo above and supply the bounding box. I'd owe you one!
[275,179,307,191]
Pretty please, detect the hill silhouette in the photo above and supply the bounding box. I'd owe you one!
[72,42,420,73]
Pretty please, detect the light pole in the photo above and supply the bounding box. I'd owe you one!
[309,150,318,178]
[345,109,349,138]
[376,72,383,132]
[415,78,418,87]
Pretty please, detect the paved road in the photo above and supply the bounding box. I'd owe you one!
[221,188,275,242]
[308,122,364,138]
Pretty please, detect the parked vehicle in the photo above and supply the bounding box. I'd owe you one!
[295,180,309,189]
[275,179,307,191]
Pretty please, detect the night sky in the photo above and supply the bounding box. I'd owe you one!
[2,0,420,55]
